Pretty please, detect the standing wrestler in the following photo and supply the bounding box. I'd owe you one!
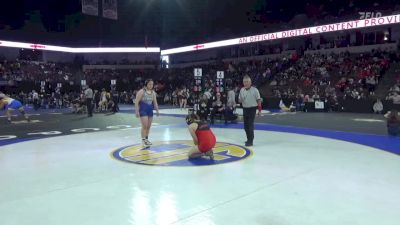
[134,79,160,147]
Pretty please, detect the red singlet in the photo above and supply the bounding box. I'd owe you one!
[195,121,216,153]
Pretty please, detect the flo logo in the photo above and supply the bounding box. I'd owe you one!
[359,12,382,19]
[111,140,252,166]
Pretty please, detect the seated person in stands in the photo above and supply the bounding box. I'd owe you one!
[198,100,210,121]
[72,97,86,114]
[295,94,305,111]
[224,100,238,124]
[312,92,320,101]
[49,94,56,109]
[279,99,296,112]
[384,110,400,136]
[327,95,340,112]
[210,92,225,124]
[223,87,238,123]
[389,85,400,93]
[108,99,116,113]
[93,90,100,112]
[62,96,71,108]
[373,99,383,114]
[387,92,400,104]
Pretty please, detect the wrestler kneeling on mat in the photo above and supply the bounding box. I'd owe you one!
[186,114,216,160]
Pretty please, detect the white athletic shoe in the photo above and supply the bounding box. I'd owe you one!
[144,139,152,146]
[142,140,150,147]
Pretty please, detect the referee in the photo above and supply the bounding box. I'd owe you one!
[84,85,94,117]
[239,75,262,147]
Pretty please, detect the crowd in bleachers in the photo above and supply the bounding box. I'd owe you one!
[0,59,74,83]
[1,47,400,114]
[269,49,394,102]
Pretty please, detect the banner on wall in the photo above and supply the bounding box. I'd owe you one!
[103,0,118,20]
[82,0,99,16]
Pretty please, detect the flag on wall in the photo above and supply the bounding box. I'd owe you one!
[82,0,99,16]
[102,0,118,20]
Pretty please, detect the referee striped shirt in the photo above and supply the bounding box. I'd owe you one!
[239,86,261,108]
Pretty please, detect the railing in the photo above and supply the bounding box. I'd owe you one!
[263,97,400,113]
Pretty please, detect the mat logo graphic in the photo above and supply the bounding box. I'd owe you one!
[111,140,252,166]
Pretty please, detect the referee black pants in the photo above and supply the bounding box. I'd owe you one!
[86,98,93,116]
[112,97,119,112]
[243,107,257,144]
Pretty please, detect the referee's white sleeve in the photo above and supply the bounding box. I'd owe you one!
[256,89,261,100]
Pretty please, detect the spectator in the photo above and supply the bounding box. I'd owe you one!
[84,85,93,117]
[387,92,400,104]
[198,100,210,121]
[210,92,225,124]
[111,87,119,113]
[373,99,383,114]
[384,110,400,136]
[32,90,40,111]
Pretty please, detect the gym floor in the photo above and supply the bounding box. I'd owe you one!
[1,106,399,225]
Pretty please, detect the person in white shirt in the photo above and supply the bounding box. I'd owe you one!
[238,75,262,147]
[84,85,94,117]
[388,92,400,104]
[32,90,40,111]
[373,99,383,114]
